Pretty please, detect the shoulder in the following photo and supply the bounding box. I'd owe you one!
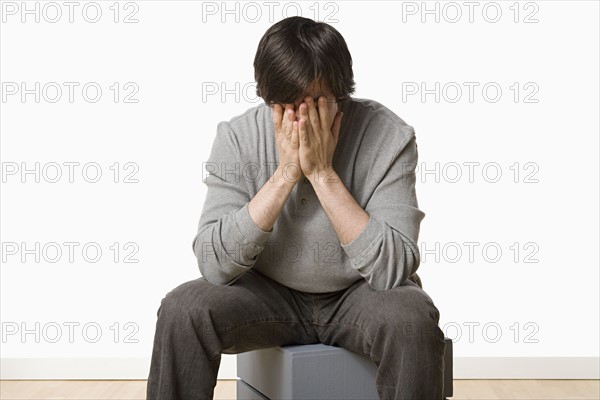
[222,102,270,136]
[342,97,417,151]
[212,102,271,152]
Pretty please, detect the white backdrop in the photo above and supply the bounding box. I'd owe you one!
[1,0,598,379]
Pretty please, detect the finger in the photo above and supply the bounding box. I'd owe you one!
[305,96,321,134]
[299,117,309,146]
[285,107,295,136]
[291,120,299,149]
[272,103,283,132]
[318,96,329,130]
[299,102,313,137]
[281,103,293,127]
[285,103,295,118]
[331,111,343,143]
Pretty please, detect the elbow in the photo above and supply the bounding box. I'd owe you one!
[368,242,421,291]
[368,281,394,292]
[196,257,251,287]
[401,241,421,286]
[193,242,227,286]
[196,258,233,286]
[192,226,223,284]
[192,227,253,286]
[192,225,211,260]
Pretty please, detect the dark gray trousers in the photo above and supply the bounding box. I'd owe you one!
[146,268,445,399]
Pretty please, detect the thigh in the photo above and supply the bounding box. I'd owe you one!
[314,279,444,354]
[157,268,319,354]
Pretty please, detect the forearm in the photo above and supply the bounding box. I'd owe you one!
[310,168,369,245]
[311,167,421,290]
[248,165,297,232]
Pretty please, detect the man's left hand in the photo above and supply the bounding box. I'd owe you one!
[298,96,343,183]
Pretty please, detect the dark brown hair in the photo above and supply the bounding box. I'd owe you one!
[253,16,356,106]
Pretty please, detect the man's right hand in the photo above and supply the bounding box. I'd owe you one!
[245,104,301,233]
[272,103,302,185]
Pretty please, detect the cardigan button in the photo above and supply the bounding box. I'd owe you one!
[300,198,307,205]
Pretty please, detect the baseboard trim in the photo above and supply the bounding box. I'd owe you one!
[1,357,598,380]
[453,357,599,379]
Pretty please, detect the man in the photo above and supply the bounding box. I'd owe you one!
[147,16,445,399]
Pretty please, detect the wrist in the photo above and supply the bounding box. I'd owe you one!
[306,166,338,185]
[274,163,300,188]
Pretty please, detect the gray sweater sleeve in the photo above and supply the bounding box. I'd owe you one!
[340,132,426,291]
[192,121,273,285]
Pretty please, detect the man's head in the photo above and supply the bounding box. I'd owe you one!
[253,16,356,127]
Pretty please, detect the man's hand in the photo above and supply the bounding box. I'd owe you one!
[272,103,302,184]
[297,96,343,183]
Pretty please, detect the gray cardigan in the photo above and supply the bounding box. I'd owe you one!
[192,97,426,293]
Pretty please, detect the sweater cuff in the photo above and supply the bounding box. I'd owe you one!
[341,215,384,262]
[232,202,273,249]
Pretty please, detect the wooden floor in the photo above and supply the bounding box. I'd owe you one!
[0,380,598,399]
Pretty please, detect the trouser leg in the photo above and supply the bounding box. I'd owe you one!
[146,268,319,400]
[313,278,446,400]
